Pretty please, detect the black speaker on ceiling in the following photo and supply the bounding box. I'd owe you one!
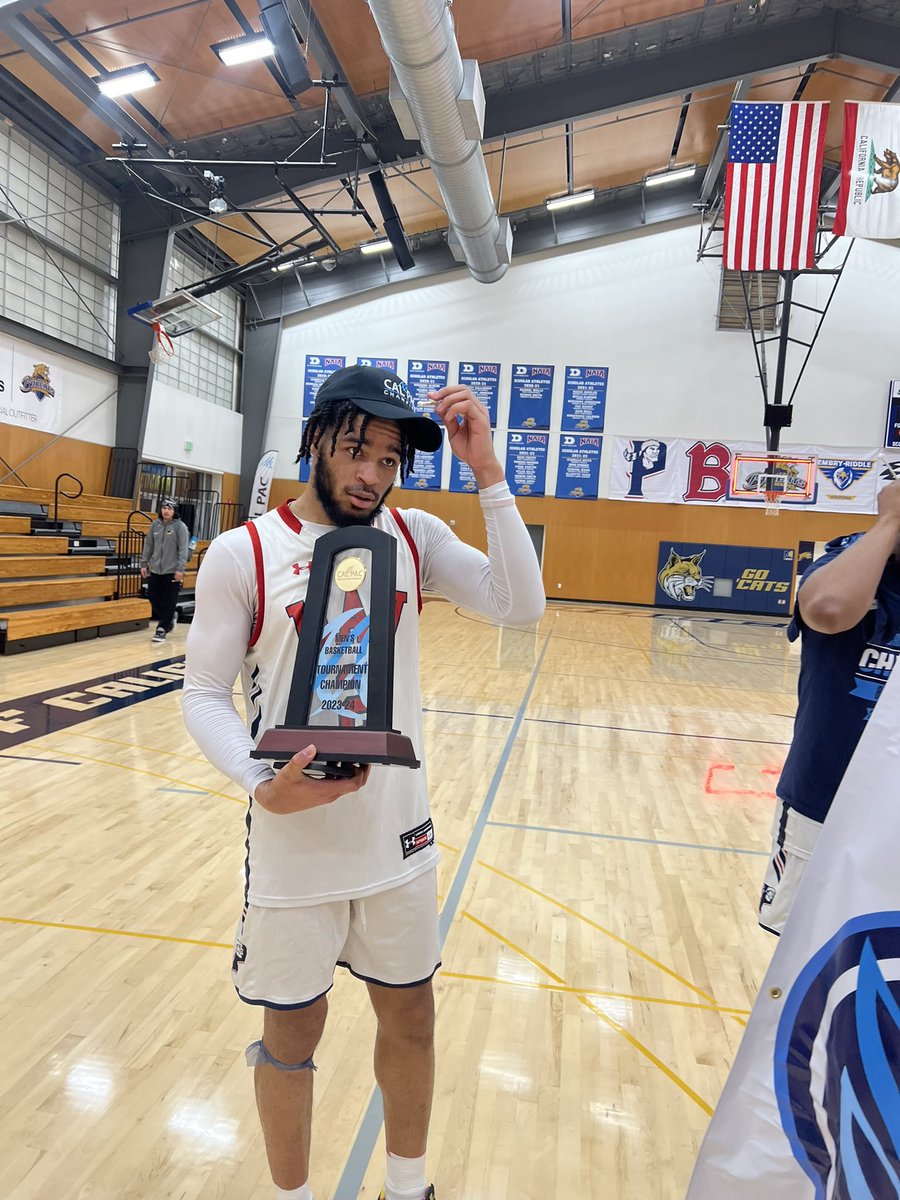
[258,0,312,94]
[368,169,415,272]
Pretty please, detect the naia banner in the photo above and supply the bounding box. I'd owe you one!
[834,102,900,239]
[608,437,887,515]
[686,668,900,1200]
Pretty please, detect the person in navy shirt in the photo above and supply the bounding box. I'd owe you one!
[759,481,900,934]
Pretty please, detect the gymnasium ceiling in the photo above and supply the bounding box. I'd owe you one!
[0,0,899,291]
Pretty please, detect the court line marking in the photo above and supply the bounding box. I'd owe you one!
[441,970,751,1015]
[0,752,82,765]
[484,819,769,857]
[478,860,746,1027]
[523,717,791,747]
[333,628,553,1200]
[0,914,230,949]
[462,911,713,1116]
[38,743,244,804]
[52,727,218,765]
[423,707,514,720]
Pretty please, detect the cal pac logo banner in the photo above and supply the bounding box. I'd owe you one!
[556,434,601,500]
[834,102,900,240]
[509,364,554,430]
[303,354,345,416]
[407,359,448,413]
[401,440,444,492]
[686,669,900,1200]
[655,541,793,615]
[357,356,398,372]
[248,449,278,518]
[561,366,608,431]
[458,361,500,427]
[506,431,548,496]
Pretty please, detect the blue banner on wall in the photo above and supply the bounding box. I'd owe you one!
[561,365,608,431]
[298,421,311,483]
[509,364,554,429]
[407,358,449,414]
[885,380,900,448]
[357,356,398,372]
[654,541,794,615]
[458,361,500,427]
[506,431,549,496]
[556,434,602,499]
[401,440,444,492]
[449,444,489,493]
[303,354,346,416]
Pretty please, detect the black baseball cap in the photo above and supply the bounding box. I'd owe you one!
[312,364,442,453]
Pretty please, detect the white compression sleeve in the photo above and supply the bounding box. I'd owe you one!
[181,533,276,798]
[409,481,545,625]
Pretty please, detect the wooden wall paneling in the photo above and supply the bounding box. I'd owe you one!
[571,0,706,41]
[489,127,567,212]
[572,103,686,193]
[220,472,241,507]
[0,428,112,494]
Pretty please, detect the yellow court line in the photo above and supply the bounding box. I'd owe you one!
[440,970,750,1016]
[40,744,244,804]
[52,727,214,765]
[461,911,713,1115]
[436,841,459,854]
[478,859,746,1027]
[0,913,230,949]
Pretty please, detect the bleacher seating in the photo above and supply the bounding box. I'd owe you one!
[0,482,151,654]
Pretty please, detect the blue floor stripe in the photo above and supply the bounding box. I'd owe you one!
[484,819,769,857]
[423,707,513,720]
[0,753,82,765]
[332,630,553,1199]
[524,716,791,747]
[157,787,209,795]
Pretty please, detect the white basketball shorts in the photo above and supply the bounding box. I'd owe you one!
[758,798,823,936]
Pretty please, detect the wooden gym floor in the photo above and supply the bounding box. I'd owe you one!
[0,599,790,1200]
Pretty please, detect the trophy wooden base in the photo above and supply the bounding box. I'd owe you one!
[251,726,420,772]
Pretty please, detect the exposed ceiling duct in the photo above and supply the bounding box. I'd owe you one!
[366,0,512,284]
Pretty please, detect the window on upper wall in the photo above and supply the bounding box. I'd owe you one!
[0,125,119,360]
[152,251,242,411]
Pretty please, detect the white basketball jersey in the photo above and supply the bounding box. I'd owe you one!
[239,501,438,906]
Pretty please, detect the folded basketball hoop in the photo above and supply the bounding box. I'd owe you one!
[148,322,175,365]
[128,289,224,338]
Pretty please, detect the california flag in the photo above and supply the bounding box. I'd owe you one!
[686,664,900,1199]
[833,102,900,238]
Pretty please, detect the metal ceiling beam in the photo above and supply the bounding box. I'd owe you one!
[699,77,752,204]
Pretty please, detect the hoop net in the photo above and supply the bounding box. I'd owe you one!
[149,322,175,366]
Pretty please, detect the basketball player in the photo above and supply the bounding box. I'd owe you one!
[182,365,545,1200]
[759,479,900,935]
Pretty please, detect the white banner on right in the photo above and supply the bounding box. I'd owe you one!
[834,101,900,240]
[686,668,900,1200]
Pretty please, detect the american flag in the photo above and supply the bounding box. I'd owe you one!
[724,101,829,271]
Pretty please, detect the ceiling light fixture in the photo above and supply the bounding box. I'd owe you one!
[211,34,274,66]
[360,238,394,256]
[546,189,595,212]
[95,64,159,97]
[644,164,697,188]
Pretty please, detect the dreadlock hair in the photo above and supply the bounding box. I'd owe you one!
[296,399,417,480]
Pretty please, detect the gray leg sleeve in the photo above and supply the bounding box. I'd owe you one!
[245,1039,317,1071]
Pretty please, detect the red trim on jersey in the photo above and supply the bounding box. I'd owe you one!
[245,521,266,647]
[390,509,422,613]
[277,501,303,534]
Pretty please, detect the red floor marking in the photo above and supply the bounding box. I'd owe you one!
[704,761,781,798]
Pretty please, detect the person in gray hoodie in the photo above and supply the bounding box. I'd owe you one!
[141,500,189,644]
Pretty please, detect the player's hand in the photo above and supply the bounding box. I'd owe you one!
[175,571,184,582]
[429,385,503,485]
[877,480,900,527]
[140,566,148,579]
[253,744,371,814]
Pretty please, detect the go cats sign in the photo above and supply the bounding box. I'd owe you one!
[655,541,794,615]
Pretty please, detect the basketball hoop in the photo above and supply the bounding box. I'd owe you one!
[148,321,175,366]
[763,488,783,517]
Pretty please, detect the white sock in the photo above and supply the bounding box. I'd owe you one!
[384,1152,428,1200]
[274,1184,312,1200]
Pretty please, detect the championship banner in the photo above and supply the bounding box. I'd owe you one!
[401,439,444,492]
[303,354,345,416]
[505,431,548,497]
[561,366,608,432]
[686,667,900,1200]
[458,361,500,427]
[247,449,278,518]
[556,434,601,500]
[357,356,398,372]
[834,102,900,240]
[3,343,62,434]
[885,380,900,449]
[509,364,554,430]
[407,358,449,414]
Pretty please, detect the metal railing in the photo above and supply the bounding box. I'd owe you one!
[52,472,83,523]
[115,511,153,600]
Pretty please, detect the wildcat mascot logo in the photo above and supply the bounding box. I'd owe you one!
[658,548,713,603]
[20,363,55,400]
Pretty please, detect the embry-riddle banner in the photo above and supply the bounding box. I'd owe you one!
[609,437,898,514]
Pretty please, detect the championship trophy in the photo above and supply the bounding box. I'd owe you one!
[251,525,420,778]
